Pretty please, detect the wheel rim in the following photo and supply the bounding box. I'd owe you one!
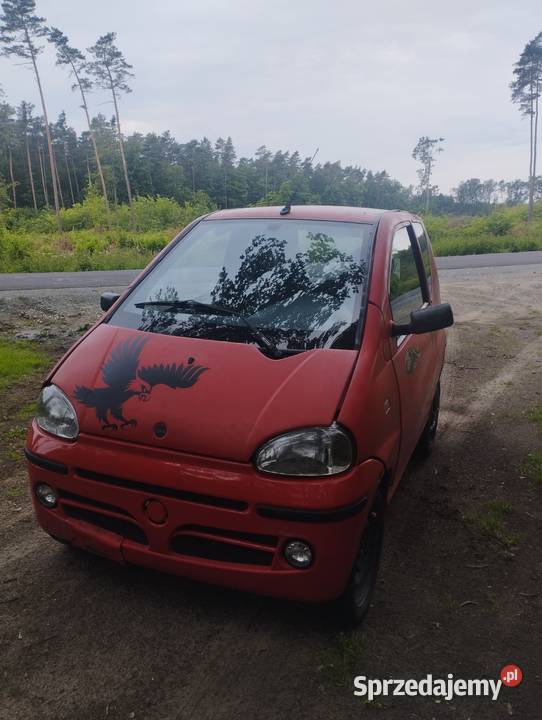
[353,511,382,608]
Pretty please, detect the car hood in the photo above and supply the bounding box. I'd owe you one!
[52,324,357,463]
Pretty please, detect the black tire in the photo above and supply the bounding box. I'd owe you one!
[414,382,440,460]
[48,533,70,546]
[334,491,384,627]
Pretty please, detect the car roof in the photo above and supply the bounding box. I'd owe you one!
[205,205,416,224]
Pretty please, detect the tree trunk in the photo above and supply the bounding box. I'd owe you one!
[70,155,81,201]
[424,157,433,213]
[532,87,539,218]
[25,129,38,211]
[71,62,112,229]
[8,147,16,209]
[25,27,62,230]
[527,95,535,223]
[112,174,119,209]
[54,148,65,209]
[64,148,75,205]
[108,67,135,228]
[38,143,49,208]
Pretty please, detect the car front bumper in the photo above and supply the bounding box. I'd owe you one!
[25,422,384,603]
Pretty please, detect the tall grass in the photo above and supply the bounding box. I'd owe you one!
[0,192,215,272]
[424,203,542,256]
[1,196,541,272]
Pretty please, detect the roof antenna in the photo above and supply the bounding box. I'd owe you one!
[280,191,297,215]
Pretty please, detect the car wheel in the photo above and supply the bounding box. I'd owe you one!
[334,491,384,627]
[415,382,440,460]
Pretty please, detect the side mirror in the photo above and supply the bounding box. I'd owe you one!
[392,303,454,337]
[100,292,121,312]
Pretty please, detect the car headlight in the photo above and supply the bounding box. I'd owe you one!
[255,424,354,477]
[36,385,79,440]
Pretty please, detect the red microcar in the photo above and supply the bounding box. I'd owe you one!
[26,205,453,625]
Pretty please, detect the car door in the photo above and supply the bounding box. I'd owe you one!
[388,223,436,478]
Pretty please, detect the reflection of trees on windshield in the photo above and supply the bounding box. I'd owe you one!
[211,232,366,347]
[139,285,180,336]
[137,232,367,351]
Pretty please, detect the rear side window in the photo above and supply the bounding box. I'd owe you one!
[389,225,423,325]
[412,222,432,296]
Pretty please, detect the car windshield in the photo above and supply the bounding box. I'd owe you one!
[109,218,375,352]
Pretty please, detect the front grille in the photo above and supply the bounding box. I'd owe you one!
[62,504,148,545]
[171,535,273,566]
[76,467,247,512]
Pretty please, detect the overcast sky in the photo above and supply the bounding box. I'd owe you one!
[0,0,538,192]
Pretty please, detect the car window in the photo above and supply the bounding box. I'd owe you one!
[389,225,424,326]
[412,222,432,297]
[109,218,376,351]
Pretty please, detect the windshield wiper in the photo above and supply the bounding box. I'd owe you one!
[134,298,283,358]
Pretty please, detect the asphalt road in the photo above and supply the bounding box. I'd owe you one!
[1,250,542,291]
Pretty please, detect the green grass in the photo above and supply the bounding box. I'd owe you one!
[320,632,366,688]
[465,499,520,548]
[1,426,28,461]
[521,452,542,486]
[13,400,38,421]
[521,406,542,485]
[528,405,542,433]
[0,339,48,390]
[4,486,26,499]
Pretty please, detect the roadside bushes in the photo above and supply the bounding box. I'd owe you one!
[0,228,173,272]
[0,192,216,272]
[1,191,215,233]
[424,204,542,255]
[1,196,541,271]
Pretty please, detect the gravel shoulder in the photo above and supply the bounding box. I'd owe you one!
[1,267,541,720]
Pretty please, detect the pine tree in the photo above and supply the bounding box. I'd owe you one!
[87,33,135,227]
[0,86,17,207]
[0,0,62,227]
[412,136,445,212]
[511,33,542,222]
[49,27,112,227]
[17,101,37,209]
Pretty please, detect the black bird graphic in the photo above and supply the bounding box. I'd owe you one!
[74,338,207,431]
[74,337,148,430]
[138,357,208,394]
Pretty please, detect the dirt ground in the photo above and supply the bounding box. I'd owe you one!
[1,265,541,720]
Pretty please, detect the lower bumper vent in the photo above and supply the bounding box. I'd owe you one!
[171,535,274,566]
[62,504,148,546]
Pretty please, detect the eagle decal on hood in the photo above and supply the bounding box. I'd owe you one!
[73,337,207,430]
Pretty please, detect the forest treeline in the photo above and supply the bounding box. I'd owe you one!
[1,99,541,219]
